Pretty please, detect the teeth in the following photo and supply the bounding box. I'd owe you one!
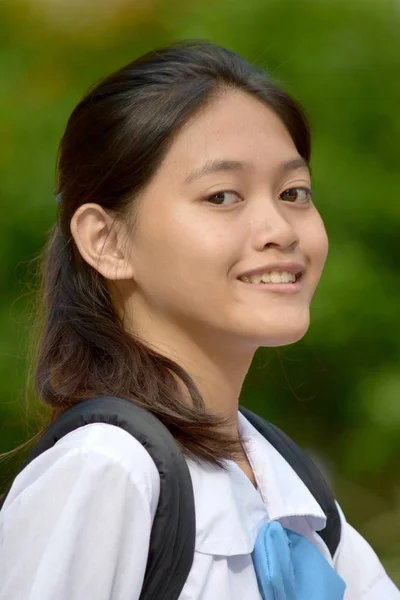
[242,271,297,284]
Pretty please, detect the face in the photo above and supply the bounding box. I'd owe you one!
[123,90,328,356]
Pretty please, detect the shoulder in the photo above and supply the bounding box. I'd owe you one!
[3,423,160,513]
[334,503,400,599]
[0,424,161,599]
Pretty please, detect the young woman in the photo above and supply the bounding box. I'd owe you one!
[0,40,398,600]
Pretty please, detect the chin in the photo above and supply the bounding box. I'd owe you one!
[260,332,307,348]
[254,317,310,348]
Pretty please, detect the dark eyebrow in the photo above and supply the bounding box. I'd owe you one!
[184,159,247,184]
[279,157,310,175]
[184,157,310,185]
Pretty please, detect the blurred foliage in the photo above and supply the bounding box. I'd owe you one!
[0,0,399,584]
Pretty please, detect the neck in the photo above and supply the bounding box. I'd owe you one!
[137,324,255,436]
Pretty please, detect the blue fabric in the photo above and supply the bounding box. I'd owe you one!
[252,521,346,600]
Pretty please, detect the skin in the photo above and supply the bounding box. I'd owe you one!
[71,89,329,449]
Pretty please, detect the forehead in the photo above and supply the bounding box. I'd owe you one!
[162,90,301,177]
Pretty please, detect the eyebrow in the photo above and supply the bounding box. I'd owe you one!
[184,157,310,184]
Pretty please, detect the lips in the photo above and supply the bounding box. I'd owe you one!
[237,262,305,281]
[236,270,304,294]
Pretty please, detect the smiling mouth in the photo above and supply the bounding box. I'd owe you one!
[236,271,304,293]
[237,272,303,285]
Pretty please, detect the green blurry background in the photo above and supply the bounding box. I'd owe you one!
[1,0,399,584]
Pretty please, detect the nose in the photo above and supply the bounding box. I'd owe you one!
[251,201,300,251]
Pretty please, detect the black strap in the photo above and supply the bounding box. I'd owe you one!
[1,396,195,600]
[239,406,341,558]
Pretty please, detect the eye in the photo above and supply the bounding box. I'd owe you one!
[205,190,242,206]
[280,187,313,204]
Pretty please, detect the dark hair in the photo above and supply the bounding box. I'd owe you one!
[35,40,311,467]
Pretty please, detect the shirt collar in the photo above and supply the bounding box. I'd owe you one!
[186,410,327,556]
[238,411,327,530]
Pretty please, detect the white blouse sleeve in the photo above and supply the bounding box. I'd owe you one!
[0,423,161,600]
[334,502,400,599]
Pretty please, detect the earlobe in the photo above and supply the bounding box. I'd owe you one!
[70,203,135,281]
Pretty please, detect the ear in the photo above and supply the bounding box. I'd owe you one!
[70,203,135,281]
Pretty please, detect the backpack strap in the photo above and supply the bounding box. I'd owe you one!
[0,396,195,600]
[239,406,341,558]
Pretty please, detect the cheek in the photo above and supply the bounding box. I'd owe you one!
[316,224,329,269]
[302,214,329,271]
[135,207,232,292]
[161,205,233,266]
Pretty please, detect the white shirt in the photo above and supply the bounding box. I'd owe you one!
[0,411,398,600]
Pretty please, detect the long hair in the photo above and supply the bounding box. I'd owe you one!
[33,40,311,467]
